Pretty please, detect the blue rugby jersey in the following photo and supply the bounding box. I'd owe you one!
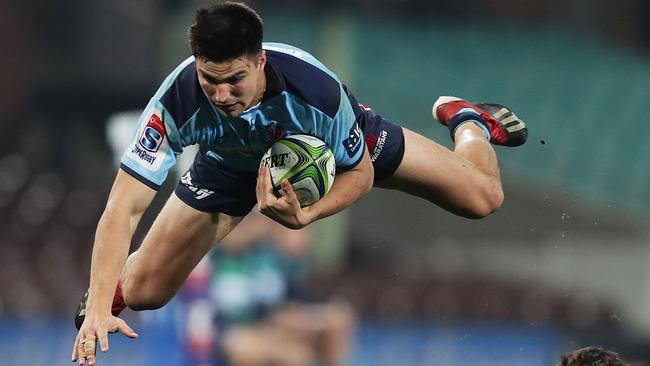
[120,42,365,189]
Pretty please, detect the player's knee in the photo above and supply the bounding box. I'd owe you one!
[468,183,504,219]
[126,290,170,311]
[486,182,504,213]
[122,278,171,311]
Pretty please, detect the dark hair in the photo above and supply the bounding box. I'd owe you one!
[557,346,628,366]
[188,2,263,62]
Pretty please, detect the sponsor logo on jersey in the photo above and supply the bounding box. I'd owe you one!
[125,108,169,171]
[343,122,362,157]
[131,144,158,165]
[180,171,215,200]
[138,113,166,152]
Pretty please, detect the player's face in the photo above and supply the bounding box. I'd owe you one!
[196,52,266,118]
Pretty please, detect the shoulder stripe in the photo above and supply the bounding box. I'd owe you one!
[160,61,202,129]
[266,49,340,119]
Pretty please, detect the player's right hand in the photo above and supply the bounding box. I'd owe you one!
[256,165,310,229]
[71,312,138,365]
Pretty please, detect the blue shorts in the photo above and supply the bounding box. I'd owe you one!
[175,108,405,215]
[355,105,405,181]
[175,151,258,216]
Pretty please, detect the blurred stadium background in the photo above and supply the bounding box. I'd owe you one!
[2,0,650,365]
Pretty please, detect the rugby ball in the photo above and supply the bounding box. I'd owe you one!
[260,134,335,207]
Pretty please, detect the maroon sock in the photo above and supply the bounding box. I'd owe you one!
[111,279,127,316]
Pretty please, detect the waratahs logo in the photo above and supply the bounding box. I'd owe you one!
[268,122,287,141]
[138,114,166,152]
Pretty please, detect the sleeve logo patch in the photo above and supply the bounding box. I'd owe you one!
[343,122,362,157]
[138,114,166,152]
[126,109,169,171]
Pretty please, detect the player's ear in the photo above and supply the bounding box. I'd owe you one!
[257,50,266,69]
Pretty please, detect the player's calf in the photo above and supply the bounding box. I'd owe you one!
[433,96,528,147]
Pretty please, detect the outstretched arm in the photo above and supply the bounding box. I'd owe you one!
[72,169,156,365]
[257,147,374,229]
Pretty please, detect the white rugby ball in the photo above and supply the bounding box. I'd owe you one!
[260,134,335,206]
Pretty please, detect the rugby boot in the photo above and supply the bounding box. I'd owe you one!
[433,96,528,147]
[74,280,127,330]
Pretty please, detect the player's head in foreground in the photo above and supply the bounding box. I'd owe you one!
[556,346,629,366]
[188,1,266,117]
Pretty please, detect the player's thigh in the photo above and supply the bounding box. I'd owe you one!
[349,87,462,195]
[124,192,242,302]
[374,127,462,200]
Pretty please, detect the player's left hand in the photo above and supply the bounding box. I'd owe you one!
[256,165,311,229]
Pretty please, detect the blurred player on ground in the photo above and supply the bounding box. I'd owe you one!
[184,212,356,366]
[71,2,528,364]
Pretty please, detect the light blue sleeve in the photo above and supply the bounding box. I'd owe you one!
[119,97,184,189]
